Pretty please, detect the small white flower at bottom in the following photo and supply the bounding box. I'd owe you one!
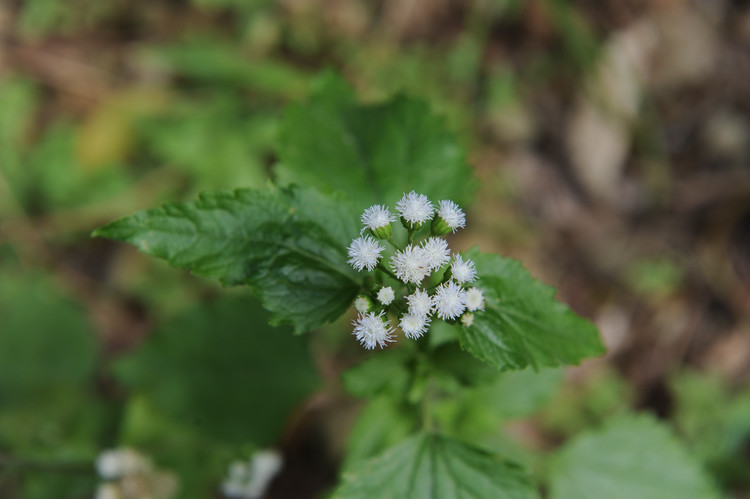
[433,281,467,320]
[96,448,151,480]
[361,205,395,232]
[396,191,434,227]
[347,236,385,271]
[465,288,485,312]
[451,254,477,284]
[352,311,394,349]
[94,483,121,499]
[400,313,431,339]
[376,286,395,305]
[421,237,451,271]
[437,200,466,232]
[406,289,433,317]
[460,312,474,327]
[221,450,283,499]
[391,245,430,284]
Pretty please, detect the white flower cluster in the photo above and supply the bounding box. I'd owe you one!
[221,450,283,499]
[94,448,177,499]
[346,191,484,349]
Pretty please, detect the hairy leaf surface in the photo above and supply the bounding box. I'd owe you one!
[457,248,604,370]
[334,432,538,499]
[276,73,477,210]
[94,185,360,333]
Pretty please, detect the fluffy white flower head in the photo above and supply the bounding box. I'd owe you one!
[433,281,467,320]
[347,236,384,271]
[465,288,485,312]
[400,313,430,339]
[396,191,434,228]
[222,450,283,499]
[437,200,466,232]
[406,289,433,317]
[421,237,451,271]
[353,296,371,313]
[96,448,151,479]
[361,205,395,232]
[391,245,430,284]
[352,311,394,349]
[451,254,477,284]
[377,286,395,305]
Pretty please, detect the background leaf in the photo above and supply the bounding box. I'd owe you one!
[276,73,477,211]
[114,295,320,445]
[334,432,538,499]
[548,413,719,499]
[457,248,605,371]
[94,185,361,333]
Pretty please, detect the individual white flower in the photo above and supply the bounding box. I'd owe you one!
[421,237,451,271]
[94,483,121,499]
[221,450,283,499]
[433,281,467,320]
[390,245,430,284]
[347,236,384,271]
[361,204,395,239]
[96,448,151,480]
[450,254,477,284]
[376,286,395,305]
[353,295,372,313]
[465,288,485,312]
[352,311,394,349]
[400,313,431,339]
[432,200,466,235]
[396,191,434,228]
[406,289,433,317]
[460,312,474,327]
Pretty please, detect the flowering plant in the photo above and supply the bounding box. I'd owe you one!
[347,193,483,350]
[93,74,616,498]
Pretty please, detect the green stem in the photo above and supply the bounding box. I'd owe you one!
[377,262,399,281]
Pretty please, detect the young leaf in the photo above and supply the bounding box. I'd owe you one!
[93,185,361,333]
[276,72,477,210]
[341,348,412,398]
[548,413,719,499]
[457,248,605,371]
[334,433,538,499]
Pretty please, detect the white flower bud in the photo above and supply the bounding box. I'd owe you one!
[361,205,395,239]
[376,286,395,305]
[432,200,466,235]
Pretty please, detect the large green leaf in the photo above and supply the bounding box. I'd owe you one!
[93,185,361,333]
[114,296,320,445]
[548,413,719,499]
[276,73,477,210]
[456,248,604,370]
[334,432,538,499]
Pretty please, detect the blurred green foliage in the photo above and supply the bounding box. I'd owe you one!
[2,0,747,497]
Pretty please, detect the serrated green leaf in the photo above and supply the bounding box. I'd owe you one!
[94,185,361,333]
[343,396,419,471]
[549,413,719,499]
[115,296,319,445]
[457,248,604,371]
[276,73,477,210]
[335,432,538,499]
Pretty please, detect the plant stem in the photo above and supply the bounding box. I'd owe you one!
[377,262,398,281]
